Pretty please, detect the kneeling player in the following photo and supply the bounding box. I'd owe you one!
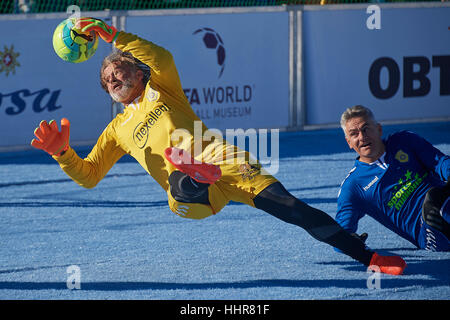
[337,105,449,252]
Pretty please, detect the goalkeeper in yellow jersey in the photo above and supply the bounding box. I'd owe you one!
[31,17,406,275]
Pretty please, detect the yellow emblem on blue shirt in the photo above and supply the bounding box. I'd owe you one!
[395,150,409,163]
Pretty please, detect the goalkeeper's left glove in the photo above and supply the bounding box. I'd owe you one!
[76,17,118,43]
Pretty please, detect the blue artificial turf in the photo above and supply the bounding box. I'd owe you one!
[0,121,449,300]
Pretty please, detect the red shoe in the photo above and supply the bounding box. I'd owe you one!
[164,147,222,184]
[369,252,407,276]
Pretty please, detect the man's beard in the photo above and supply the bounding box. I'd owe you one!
[110,78,134,103]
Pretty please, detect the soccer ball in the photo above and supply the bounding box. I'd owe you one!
[52,18,98,63]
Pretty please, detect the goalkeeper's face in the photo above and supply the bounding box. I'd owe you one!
[102,61,144,104]
[344,116,384,163]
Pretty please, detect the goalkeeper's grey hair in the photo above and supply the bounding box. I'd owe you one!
[340,105,377,135]
[100,50,151,92]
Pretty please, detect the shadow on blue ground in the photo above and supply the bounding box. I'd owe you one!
[0,172,147,188]
[1,121,449,165]
[0,197,337,208]
[0,272,444,291]
[0,200,168,208]
[0,253,447,292]
[322,256,450,274]
[0,253,447,291]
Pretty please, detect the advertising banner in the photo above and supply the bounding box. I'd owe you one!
[126,11,290,131]
[303,6,450,125]
[0,18,112,149]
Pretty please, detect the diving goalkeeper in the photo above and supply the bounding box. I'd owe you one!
[31,18,406,275]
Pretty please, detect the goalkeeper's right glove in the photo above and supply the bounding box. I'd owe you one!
[76,17,118,43]
[31,118,70,156]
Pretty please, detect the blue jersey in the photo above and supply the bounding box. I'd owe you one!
[336,131,450,247]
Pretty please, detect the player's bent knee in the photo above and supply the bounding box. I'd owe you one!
[168,191,215,220]
[422,186,450,231]
[423,187,447,217]
[425,186,449,205]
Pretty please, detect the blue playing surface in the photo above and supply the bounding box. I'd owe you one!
[0,121,449,300]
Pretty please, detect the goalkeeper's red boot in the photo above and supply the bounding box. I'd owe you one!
[164,147,222,184]
[369,253,407,275]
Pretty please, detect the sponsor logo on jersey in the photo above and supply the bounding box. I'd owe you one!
[387,170,428,210]
[133,104,171,149]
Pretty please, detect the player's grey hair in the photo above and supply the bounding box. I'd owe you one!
[340,105,378,135]
[100,50,151,92]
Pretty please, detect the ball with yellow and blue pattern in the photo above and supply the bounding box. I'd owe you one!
[52,18,99,63]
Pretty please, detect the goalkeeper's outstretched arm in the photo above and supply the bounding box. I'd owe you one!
[31,118,126,189]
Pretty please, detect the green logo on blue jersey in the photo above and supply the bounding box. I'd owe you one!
[387,170,428,210]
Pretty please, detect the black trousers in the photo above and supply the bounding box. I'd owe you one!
[169,171,373,266]
[253,182,373,265]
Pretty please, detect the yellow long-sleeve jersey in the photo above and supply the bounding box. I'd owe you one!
[54,31,276,214]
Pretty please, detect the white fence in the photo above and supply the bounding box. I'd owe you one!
[0,3,449,150]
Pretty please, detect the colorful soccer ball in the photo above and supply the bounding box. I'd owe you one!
[52,18,98,63]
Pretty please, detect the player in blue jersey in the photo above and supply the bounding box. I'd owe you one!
[336,105,450,252]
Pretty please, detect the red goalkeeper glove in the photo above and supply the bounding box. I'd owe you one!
[76,17,118,43]
[164,147,222,184]
[31,118,70,156]
[369,252,407,276]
